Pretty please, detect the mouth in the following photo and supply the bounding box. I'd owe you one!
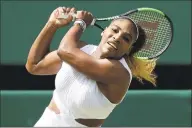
[107,42,118,50]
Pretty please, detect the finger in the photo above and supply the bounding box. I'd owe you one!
[76,10,81,16]
[55,7,63,18]
[88,12,94,19]
[65,7,74,21]
[62,6,66,14]
[69,8,77,21]
[58,7,65,14]
[88,12,93,16]
[70,7,76,14]
[78,10,84,13]
[66,7,71,14]
[54,9,59,18]
[82,10,86,14]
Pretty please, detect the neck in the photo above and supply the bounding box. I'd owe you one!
[92,47,104,59]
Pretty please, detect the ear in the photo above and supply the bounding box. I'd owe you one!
[101,27,107,36]
[126,46,133,55]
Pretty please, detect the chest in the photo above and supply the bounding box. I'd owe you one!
[55,62,100,105]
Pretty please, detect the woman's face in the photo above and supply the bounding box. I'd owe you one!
[98,18,137,59]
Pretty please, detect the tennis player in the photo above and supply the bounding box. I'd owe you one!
[26,7,157,127]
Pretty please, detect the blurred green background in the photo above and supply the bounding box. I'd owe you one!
[1,0,191,65]
[1,90,191,127]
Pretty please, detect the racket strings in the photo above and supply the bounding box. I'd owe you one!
[129,12,158,57]
[152,18,171,56]
[93,8,172,59]
[129,11,172,58]
[155,19,172,54]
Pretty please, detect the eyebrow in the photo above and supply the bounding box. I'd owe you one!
[112,24,133,41]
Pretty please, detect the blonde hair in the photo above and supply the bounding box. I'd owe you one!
[122,24,158,86]
[124,55,158,86]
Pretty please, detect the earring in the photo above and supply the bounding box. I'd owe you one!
[101,32,103,36]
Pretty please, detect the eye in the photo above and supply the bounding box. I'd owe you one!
[112,28,118,33]
[123,36,130,42]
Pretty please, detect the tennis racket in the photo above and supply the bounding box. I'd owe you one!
[58,7,173,59]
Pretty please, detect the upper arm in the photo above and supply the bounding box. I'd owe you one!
[57,48,131,85]
[26,41,87,75]
[26,50,62,75]
[79,57,130,85]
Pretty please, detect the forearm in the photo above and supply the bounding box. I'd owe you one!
[57,11,93,64]
[58,24,83,52]
[26,21,57,65]
[57,24,84,65]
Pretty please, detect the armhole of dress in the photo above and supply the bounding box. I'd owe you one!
[119,58,132,84]
[117,58,132,104]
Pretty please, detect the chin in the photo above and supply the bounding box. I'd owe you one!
[100,47,122,59]
[100,48,110,56]
[107,56,122,60]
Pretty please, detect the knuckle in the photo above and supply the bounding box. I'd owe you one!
[72,8,76,12]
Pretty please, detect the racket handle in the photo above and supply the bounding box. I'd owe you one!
[57,12,96,26]
[57,12,77,21]
[91,19,96,26]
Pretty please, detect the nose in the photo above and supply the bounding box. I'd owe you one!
[112,36,120,44]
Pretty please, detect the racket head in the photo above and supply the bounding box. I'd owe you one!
[124,7,174,59]
[94,7,173,59]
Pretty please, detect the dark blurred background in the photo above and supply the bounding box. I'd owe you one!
[1,64,191,90]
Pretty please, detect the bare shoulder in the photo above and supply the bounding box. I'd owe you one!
[97,59,131,104]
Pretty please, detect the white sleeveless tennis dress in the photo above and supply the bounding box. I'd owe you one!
[34,44,132,127]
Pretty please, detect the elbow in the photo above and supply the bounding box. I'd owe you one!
[57,41,74,59]
[57,48,70,60]
[25,62,36,75]
[57,48,79,68]
[57,48,64,60]
[57,48,63,58]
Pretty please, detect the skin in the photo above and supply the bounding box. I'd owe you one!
[26,7,137,127]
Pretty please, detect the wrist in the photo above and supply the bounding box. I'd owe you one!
[73,19,86,32]
[46,21,59,30]
[73,23,84,32]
